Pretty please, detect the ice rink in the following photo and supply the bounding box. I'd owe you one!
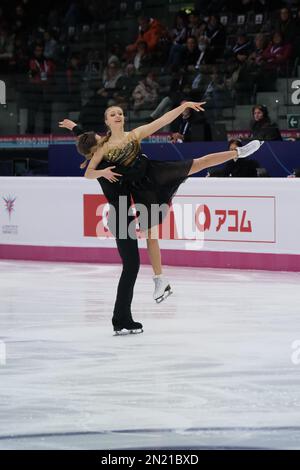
[1,259,300,450]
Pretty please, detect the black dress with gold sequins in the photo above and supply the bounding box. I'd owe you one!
[99,132,194,231]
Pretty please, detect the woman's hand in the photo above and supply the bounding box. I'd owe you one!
[101,166,122,183]
[58,119,77,131]
[183,101,206,112]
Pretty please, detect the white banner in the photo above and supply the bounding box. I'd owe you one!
[0,177,299,255]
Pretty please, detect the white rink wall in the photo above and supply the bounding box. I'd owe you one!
[0,177,300,270]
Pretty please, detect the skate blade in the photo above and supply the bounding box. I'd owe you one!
[113,328,144,336]
[155,286,173,304]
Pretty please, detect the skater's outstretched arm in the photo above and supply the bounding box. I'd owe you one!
[133,101,206,140]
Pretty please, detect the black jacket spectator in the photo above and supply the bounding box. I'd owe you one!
[250,104,282,141]
[181,37,200,69]
[222,158,258,177]
[202,15,226,63]
[276,7,297,45]
[209,139,259,176]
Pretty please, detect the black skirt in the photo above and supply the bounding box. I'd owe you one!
[98,154,194,232]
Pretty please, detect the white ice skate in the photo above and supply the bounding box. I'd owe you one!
[236,140,264,159]
[153,275,173,304]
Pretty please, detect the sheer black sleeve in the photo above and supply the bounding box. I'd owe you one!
[72,125,85,137]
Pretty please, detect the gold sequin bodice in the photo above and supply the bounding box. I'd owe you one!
[103,133,141,167]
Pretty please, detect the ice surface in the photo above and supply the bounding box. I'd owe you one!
[1,260,300,449]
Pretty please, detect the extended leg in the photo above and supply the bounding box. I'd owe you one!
[188,140,262,175]
[188,150,237,175]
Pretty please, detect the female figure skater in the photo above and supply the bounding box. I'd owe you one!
[60,101,262,335]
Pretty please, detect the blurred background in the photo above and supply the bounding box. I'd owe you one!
[0,0,300,176]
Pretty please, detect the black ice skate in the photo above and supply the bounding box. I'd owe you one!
[113,320,143,336]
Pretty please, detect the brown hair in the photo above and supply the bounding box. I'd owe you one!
[76,130,111,169]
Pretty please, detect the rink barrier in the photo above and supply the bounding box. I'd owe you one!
[1,177,300,272]
[0,244,300,271]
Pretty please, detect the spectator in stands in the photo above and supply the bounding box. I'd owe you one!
[228,32,252,65]
[261,31,293,75]
[188,63,212,101]
[201,15,226,63]
[108,42,123,64]
[167,11,189,66]
[114,63,139,107]
[229,33,275,94]
[97,58,124,109]
[223,139,259,176]
[275,7,297,45]
[149,66,188,120]
[192,32,210,70]
[132,40,152,72]
[101,58,123,88]
[187,10,203,38]
[288,168,300,178]
[126,16,166,59]
[207,139,259,177]
[248,33,268,65]
[226,33,265,102]
[250,104,282,140]
[26,43,55,134]
[132,71,160,110]
[181,36,201,70]
[171,97,211,142]
[202,65,231,116]
[43,30,58,61]
[170,100,195,143]
[170,11,188,45]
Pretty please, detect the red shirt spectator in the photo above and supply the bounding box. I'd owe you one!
[126,16,166,58]
[28,44,55,85]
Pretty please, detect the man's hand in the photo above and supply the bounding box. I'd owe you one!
[58,119,77,131]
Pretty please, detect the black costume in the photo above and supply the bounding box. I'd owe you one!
[73,126,193,332]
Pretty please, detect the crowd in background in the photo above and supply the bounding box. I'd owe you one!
[0,0,300,137]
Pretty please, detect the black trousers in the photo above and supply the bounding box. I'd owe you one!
[98,167,141,327]
[113,237,140,326]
